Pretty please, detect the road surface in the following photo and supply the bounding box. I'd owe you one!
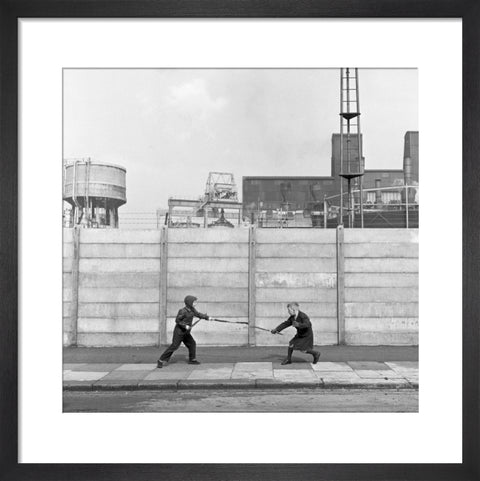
[63,388,418,412]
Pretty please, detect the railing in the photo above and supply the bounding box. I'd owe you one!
[323,184,419,228]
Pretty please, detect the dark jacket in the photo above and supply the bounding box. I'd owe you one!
[175,295,208,331]
[274,311,314,351]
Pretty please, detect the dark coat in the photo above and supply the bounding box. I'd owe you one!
[274,311,314,351]
[175,296,208,331]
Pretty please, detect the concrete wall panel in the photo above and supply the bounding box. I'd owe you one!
[345,331,418,345]
[345,258,418,273]
[63,228,73,243]
[344,229,418,243]
[256,302,337,318]
[256,258,336,273]
[256,244,336,258]
[80,229,161,244]
[78,302,159,318]
[168,258,248,273]
[344,243,418,258]
[345,273,418,288]
[167,287,248,302]
[255,272,337,289]
[77,332,158,347]
[256,229,336,243]
[168,229,248,243]
[79,288,159,303]
[63,242,73,258]
[256,288,336,302]
[346,317,418,331]
[345,287,418,302]
[80,243,161,258]
[168,243,248,258]
[169,272,248,288]
[78,318,159,333]
[79,272,160,288]
[345,302,419,317]
[63,258,72,273]
[80,258,160,273]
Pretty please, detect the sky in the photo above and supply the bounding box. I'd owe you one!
[63,69,418,211]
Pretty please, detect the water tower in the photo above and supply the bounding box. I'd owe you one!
[63,158,127,228]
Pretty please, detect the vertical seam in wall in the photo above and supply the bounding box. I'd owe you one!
[336,225,345,345]
[159,227,168,346]
[248,226,256,346]
[70,227,80,346]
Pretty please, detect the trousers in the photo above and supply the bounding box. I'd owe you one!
[159,325,196,361]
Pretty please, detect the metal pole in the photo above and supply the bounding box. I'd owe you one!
[405,185,409,228]
[348,178,352,228]
[339,69,344,226]
[356,69,364,228]
[360,176,364,228]
[339,178,343,226]
[323,197,327,229]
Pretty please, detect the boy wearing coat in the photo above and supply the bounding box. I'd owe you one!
[271,302,321,365]
[157,295,209,368]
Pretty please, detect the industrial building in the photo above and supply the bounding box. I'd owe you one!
[242,131,419,227]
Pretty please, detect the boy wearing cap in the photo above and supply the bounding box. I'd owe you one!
[157,295,209,368]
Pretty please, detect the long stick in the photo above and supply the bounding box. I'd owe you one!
[204,318,283,335]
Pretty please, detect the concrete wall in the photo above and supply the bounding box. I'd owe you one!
[167,229,249,346]
[63,227,419,347]
[254,229,337,346]
[344,229,419,345]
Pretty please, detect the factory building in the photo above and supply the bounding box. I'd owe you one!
[243,131,418,225]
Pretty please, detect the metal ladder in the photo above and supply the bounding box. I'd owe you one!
[339,68,364,227]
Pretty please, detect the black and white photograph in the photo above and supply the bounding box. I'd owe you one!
[62,68,419,413]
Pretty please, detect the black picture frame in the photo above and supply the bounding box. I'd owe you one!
[1,1,478,480]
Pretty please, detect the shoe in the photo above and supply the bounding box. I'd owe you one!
[281,359,292,365]
[312,352,321,364]
[188,360,201,365]
[157,360,163,368]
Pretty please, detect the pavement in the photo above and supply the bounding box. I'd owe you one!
[63,345,418,391]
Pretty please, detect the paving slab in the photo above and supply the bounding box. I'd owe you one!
[64,363,121,372]
[114,363,157,371]
[192,363,236,370]
[311,362,354,372]
[314,371,362,381]
[273,362,313,370]
[63,371,110,381]
[100,370,151,381]
[234,362,273,370]
[355,369,405,379]
[273,370,318,382]
[231,362,273,380]
[386,361,419,370]
[187,367,234,380]
[155,363,196,372]
[348,361,388,370]
[143,369,192,381]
